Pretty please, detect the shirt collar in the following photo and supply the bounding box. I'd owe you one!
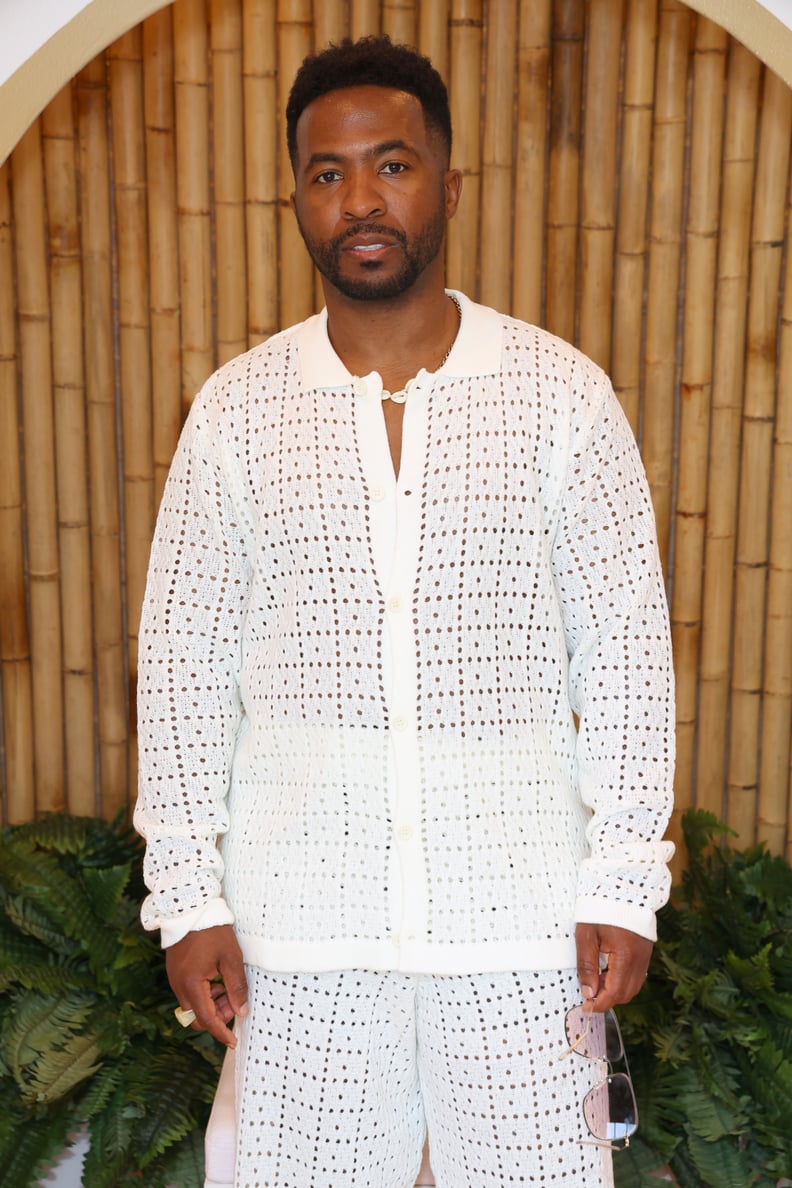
[295,290,503,390]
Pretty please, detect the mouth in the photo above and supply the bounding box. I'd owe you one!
[342,240,398,265]
[342,236,398,255]
[337,227,404,259]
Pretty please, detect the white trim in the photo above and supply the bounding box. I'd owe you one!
[0,0,172,166]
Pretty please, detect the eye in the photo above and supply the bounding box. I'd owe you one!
[314,169,342,184]
[380,161,407,175]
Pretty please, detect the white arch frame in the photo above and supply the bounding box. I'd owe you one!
[0,0,171,165]
[1,0,792,166]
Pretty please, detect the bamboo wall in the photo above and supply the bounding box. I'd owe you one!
[1,0,791,864]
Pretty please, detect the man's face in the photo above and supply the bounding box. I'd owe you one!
[290,85,460,301]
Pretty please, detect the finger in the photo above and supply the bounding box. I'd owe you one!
[575,923,605,1007]
[594,934,652,1011]
[208,982,233,1024]
[187,978,239,1048]
[218,951,249,1020]
[171,968,237,1046]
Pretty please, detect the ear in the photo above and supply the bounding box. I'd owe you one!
[444,169,462,219]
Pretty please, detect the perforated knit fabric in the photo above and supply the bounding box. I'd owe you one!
[134,291,675,973]
[233,967,614,1187]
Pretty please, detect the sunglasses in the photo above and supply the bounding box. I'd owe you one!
[560,1005,638,1150]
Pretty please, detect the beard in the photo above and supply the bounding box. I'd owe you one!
[295,204,447,300]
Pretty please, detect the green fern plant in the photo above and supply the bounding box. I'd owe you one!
[614,809,792,1188]
[0,813,222,1188]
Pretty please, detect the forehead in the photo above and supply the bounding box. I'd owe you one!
[294,85,432,162]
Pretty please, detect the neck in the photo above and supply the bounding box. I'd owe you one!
[323,272,458,391]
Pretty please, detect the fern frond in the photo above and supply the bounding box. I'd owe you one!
[684,1087,748,1141]
[2,894,81,956]
[613,1135,672,1188]
[724,944,775,995]
[1,992,96,1098]
[155,1126,206,1188]
[0,1095,76,1188]
[685,1129,756,1188]
[0,842,116,970]
[0,926,93,994]
[82,864,133,924]
[77,1057,126,1118]
[83,1096,143,1186]
[124,1047,209,1161]
[4,814,95,855]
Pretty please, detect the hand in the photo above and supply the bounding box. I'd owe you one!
[575,922,652,1013]
[165,924,249,1047]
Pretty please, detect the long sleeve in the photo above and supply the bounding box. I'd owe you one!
[551,360,675,941]
[134,376,253,947]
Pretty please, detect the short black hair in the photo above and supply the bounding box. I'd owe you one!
[286,35,452,168]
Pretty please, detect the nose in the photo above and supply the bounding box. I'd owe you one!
[342,169,385,220]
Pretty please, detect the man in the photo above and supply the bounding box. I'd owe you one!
[135,35,674,1187]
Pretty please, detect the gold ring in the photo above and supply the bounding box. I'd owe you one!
[174,1006,197,1027]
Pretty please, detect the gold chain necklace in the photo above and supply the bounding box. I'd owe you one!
[381,295,462,404]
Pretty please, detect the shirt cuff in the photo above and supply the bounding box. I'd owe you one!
[157,898,236,948]
[573,896,658,942]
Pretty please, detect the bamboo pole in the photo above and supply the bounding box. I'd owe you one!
[243,0,279,345]
[383,0,416,46]
[143,6,183,504]
[578,0,624,371]
[670,17,728,841]
[11,121,66,816]
[174,0,214,405]
[479,0,518,311]
[108,28,156,806]
[513,0,551,326]
[729,68,792,845]
[611,0,657,436]
[696,43,762,820]
[314,0,347,48]
[41,86,97,817]
[447,0,483,297]
[766,170,792,855]
[212,0,248,364]
[351,0,381,40]
[75,56,129,818]
[418,0,449,82]
[545,0,584,343]
[277,0,315,326]
[642,0,690,571]
[0,161,35,823]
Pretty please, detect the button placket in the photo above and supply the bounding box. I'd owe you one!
[353,371,397,602]
[384,379,431,961]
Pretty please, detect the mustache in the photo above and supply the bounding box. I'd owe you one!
[330,223,407,251]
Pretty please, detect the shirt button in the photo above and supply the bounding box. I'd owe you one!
[371,485,386,501]
[386,595,404,613]
[397,824,414,841]
[391,715,408,732]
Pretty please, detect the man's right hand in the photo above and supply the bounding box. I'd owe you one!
[165,924,249,1048]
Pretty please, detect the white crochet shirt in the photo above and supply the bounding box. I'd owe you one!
[134,291,675,975]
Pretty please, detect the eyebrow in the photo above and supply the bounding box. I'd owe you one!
[302,139,418,174]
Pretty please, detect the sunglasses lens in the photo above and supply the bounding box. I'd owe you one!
[564,1007,625,1062]
[583,1073,638,1143]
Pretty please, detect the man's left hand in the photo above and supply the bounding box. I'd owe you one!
[575,922,652,1012]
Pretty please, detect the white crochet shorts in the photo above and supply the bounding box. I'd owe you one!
[232,967,614,1187]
